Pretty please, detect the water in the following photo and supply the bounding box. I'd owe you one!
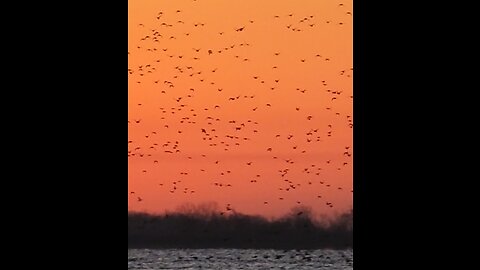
[128,249,353,269]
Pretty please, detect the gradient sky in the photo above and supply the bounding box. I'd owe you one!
[128,0,352,219]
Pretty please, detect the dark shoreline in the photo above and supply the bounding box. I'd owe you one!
[128,208,352,250]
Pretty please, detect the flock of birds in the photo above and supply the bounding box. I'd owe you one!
[128,0,352,216]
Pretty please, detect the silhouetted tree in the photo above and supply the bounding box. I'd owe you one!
[128,204,352,249]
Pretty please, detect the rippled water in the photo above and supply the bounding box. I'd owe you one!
[128,248,353,269]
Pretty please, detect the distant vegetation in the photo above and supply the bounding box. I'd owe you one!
[128,202,352,249]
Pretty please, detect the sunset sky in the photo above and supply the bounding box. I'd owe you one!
[128,0,352,218]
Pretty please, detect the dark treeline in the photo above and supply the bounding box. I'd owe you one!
[128,203,352,249]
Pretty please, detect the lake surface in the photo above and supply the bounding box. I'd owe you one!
[128,248,353,269]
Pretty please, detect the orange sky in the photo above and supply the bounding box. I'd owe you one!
[128,0,353,219]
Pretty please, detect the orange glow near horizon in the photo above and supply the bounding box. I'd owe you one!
[128,0,353,219]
